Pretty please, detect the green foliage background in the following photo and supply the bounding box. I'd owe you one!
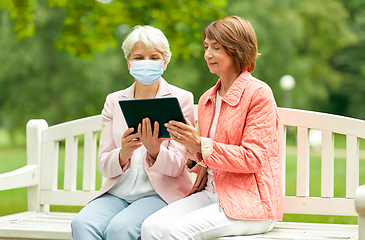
[0,0,365,142]
[1,0,365,225]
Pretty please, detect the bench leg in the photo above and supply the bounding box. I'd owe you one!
[359,215,365,240]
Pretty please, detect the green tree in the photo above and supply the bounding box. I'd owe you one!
[0,0,362,138]
[1,0,227,58]
[227,0,356,110]
[328,0,365,120]
[0,7,122,137]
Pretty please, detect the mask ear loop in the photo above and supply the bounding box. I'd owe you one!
[161,60,166,70]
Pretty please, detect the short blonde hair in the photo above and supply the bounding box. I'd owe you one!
[122,25,172,64]
[203,16,258,73]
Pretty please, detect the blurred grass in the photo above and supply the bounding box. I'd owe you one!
[0,131,365,225]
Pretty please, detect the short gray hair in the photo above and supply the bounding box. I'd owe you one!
[122,25,172,64]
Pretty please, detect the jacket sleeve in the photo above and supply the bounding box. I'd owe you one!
[147,91,195,177]
[201,86,279,173]
[97,94,131,178]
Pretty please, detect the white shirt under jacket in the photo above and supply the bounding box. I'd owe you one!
[94,78,195,204]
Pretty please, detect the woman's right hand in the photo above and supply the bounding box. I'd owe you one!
[165,118,201,154]
[119,128,142,167]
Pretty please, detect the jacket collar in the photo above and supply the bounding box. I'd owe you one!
[119,77,172,99]
[203,71,252,106]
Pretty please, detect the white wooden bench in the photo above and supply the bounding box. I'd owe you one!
[0,106,364,240]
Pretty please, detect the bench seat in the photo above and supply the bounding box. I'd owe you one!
[0,212,75,239]
[0,212,358,239]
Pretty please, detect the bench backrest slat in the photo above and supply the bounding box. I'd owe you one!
[321,131,334,198]
[279,124,287,195]
[83,131,98,191]
[41,141,59,191]
[64,135,78,191]
[296,126,310,197]
[346,135,360,198]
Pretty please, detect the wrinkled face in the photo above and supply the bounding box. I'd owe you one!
[128,41,167,71]
[204,38,234,76]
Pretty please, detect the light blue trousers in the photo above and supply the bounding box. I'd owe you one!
[71,193,167,240]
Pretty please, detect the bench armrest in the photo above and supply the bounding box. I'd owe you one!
[355,184,365,239]
[0,165,39,191]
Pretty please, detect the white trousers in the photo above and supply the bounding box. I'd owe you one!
[141,190,276,240]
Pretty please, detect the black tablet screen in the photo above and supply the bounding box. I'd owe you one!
[118,97,186,138]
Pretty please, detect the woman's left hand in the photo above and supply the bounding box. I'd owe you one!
[138,118,169,160]
[165,118,201,154]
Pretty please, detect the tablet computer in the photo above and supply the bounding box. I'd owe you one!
[118,97,186,138]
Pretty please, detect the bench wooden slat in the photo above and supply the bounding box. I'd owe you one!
[40,190,98,206]
[0,212,41,223]
[321,130,334,198]
[283,196,356,216]
[279,124,287,195]
[0,212,75,240]
[296,127,310,197]
[347,135,359,199]
[216,222,357,239]
[64,136,78,191]
[278,107,365,138]
[39,141,60,212]
[83,132,97,191]
[40,141,59,192]
[42,116,102,143]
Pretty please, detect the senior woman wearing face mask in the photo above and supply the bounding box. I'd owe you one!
[71,25,195,240]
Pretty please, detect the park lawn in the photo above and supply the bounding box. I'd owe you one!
[0,147,28,216]
[0,134,364,224]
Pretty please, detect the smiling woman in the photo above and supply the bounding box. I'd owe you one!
[141,16,282,240]
[203,38,236,95]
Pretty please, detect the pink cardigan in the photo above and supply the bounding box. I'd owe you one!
[95,78,194,204]
[194,71,283,220]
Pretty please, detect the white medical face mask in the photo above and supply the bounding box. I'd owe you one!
[129,60,164,85]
